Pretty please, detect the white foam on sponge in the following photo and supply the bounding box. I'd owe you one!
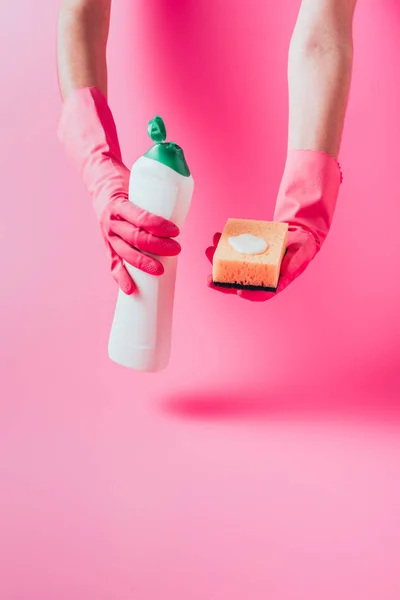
[228,233,268,255]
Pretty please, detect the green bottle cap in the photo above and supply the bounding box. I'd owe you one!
[144,116,190,177]
[148,116,166,143]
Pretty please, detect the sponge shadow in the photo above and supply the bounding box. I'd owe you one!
[159,381,400,424]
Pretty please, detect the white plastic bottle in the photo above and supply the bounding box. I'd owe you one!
[108,117,194,371]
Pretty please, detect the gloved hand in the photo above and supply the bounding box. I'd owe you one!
[58,87,181,295]
[206,150,342,301]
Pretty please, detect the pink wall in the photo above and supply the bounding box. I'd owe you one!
[1,0,400,598]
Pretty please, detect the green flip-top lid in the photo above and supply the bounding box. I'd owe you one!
[144,116,190,177]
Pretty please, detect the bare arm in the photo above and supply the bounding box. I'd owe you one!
[288,0,358,158]
[57,0,111,100]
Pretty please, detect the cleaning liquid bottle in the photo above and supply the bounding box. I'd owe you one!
[108,117,194,372]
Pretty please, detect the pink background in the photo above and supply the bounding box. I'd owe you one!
[1,0,400,598]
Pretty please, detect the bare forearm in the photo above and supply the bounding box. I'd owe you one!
[288,0,358,157]
[57,0,111,100]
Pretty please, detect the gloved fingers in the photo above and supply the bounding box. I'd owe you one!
[234,273,295,302]
[114,201,180,238]
[108,235,164,276]
[263,229,318,297]
[237,289,273,302]
[205,232,222,264]
[206,275,238,295]
[109,219,181,257]
[112,261,137,295]
[213,232,222,247]
[279,230,317,282]
[207,275,273,302]
[105,243,136,295]
[205,245,216,265]
[206,232,237,294]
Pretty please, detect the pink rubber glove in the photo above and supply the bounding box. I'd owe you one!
[58,87,181,295]
[206,150,342,302]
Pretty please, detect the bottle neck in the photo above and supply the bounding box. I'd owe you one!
[144,142,191,177]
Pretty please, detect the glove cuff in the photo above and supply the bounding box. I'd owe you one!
[58,87,129,217]
[274,149,342,250]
